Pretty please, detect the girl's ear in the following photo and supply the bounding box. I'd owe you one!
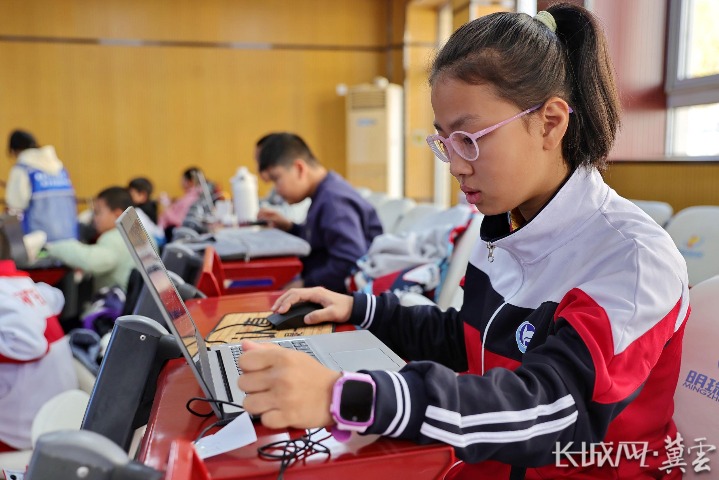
[539,97,571,151]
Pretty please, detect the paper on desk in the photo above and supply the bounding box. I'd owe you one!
[193,413,257,459]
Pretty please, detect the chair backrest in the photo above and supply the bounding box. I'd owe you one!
[31,389,90,446]
[673,275,719,479]
[394,203,444,234]
[195,246,224,297]
[376,198,417,234]
[629,199,673,227]
[365,191,390,210]
[436,213,483,311]
[665,206,719,286]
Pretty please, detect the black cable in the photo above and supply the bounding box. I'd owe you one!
[185,396,245,419]
[185,396,248,444]
[258,428,332,480]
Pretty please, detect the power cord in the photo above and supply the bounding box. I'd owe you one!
[258,428,332,480]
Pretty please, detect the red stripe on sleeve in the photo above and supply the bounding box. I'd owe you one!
[555,288,684,404]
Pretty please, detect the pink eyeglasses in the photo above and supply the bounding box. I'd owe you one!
[427,104,542,162]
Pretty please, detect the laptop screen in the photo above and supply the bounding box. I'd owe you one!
[115,207,219,408]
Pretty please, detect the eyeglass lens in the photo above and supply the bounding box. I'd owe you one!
[450,133,479,161]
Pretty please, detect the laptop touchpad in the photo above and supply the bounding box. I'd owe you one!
[329,348,401,371]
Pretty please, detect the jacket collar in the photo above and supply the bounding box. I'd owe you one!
[480,167,609,265]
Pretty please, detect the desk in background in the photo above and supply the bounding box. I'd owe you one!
[196,247,302,296]
[138,292,456,479]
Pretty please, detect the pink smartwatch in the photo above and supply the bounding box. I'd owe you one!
[330,372,376,442]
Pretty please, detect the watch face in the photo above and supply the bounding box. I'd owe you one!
[340,379,374,423]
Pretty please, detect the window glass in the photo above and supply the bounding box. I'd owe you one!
[682,0,719,80]
[670,102,719,157]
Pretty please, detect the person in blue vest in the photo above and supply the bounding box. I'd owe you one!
[5,130,78,242]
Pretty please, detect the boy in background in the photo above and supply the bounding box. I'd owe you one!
[45,186,135,294]
[257,133,382,293]
[5,129,78,242]
[128,177,157,223]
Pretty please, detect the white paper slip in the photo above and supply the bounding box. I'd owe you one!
[193,413,257,459]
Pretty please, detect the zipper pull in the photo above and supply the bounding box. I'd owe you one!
[486,242,495,263]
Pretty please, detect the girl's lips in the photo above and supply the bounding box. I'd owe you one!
[464,190,482,204]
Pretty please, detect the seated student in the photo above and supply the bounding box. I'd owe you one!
[5,129,78,242]
[127,177,165,247]
[157,167,202,238]
[237,6,690,479]
[128,177,158,224]
[0,259,77,451]
[257,133,383,293]
[45,187,135,294]
[255,133,312,224]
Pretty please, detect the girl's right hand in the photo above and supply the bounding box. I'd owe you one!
[271,287,354,325]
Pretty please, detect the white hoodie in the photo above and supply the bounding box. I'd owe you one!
[5,146,66,212]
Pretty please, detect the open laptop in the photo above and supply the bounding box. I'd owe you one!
[116,207,405,419]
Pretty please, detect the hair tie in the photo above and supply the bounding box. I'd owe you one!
[534,11,557,33]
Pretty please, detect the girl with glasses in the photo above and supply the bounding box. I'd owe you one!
[237,4,689,479]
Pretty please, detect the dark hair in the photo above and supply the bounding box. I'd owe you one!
[182,167,201,184]
[96,186,133,212]
[8,129,38,154]
[256,133,279,148]
[128,177,153,196]
[257,133,317,172]
[430,3,620,170]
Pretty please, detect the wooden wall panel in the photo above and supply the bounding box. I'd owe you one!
[404,5,438,202]
[0,0,395,200]
[0,0,391,46]
[603,162,719,211]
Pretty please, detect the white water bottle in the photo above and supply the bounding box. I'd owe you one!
[231,167,259,224]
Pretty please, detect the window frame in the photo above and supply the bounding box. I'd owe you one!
[665,0,719,158]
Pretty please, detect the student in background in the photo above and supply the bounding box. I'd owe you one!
[157,167,201,238]
[128,177,164,246]
[45,186,135,294]
[0,259,77,451]
[238,5,689,479]
[5,129,78,242]
[255,133,312,224]
[257,133,383,293]
[128,177,158,224]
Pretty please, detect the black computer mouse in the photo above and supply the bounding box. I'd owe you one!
[266,302,323,330]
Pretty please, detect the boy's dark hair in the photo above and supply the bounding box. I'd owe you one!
[128,177,154,196]
[430,3,620,171]
[256,132,279,149]
[8,129,38,154]
[257,133,318,172]
[96,186,133,212]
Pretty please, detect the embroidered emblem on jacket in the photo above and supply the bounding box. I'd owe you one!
[516,321,535,353]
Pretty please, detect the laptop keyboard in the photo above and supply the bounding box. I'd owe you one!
[230,339,319,374]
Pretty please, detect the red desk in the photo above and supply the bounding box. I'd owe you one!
[26,265,70,286]
[138,293,456,479]
[221,256,302,293]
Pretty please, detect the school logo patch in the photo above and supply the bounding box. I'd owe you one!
[516,321,535,354]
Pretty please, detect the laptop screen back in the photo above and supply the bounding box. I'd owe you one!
[194,170,216,216]
[115,207,220,411]
[0,214,30,266]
